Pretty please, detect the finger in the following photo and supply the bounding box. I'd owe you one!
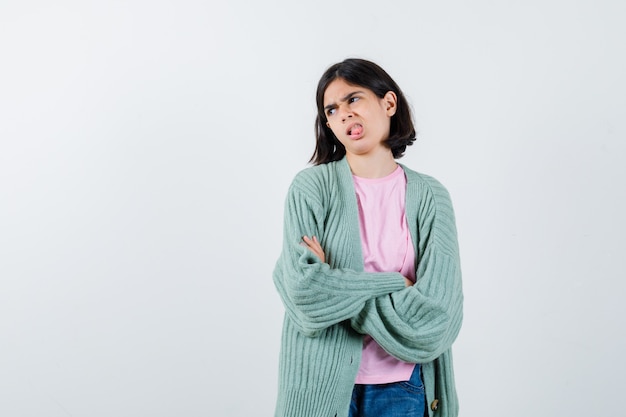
[311,236,323,250]
[302,236,320,252]
[303,236,321,250]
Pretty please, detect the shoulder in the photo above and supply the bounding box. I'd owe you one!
[401,165,459,256]
[401,164,452,203]
[401,164,457,230]
[289,160,346,197]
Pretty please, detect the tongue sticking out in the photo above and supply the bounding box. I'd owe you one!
[348,124,364,138]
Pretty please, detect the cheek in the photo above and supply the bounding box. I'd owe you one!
[375,115,392,134]
[327,122,342,138]
[330,128,348,146]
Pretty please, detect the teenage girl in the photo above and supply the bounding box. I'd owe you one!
[273,58,463,417]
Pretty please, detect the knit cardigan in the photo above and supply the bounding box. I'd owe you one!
[273,157,463,417]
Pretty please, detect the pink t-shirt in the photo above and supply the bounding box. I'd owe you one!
[352,165,417,384]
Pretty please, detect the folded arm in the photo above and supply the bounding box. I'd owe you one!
[350,176,464,363]
[351,248,463,363]
[273,181,406,337]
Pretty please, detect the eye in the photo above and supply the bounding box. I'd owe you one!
[349,96,360,104]
[326,108,336,117]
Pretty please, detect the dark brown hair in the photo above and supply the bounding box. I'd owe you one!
[310,58,416,165]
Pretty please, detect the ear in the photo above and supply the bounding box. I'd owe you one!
[383,91,398,117]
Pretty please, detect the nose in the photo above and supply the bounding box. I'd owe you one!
[337,104,353,122]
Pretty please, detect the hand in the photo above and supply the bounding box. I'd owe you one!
[404,277,414,287]
[302,235,325,263]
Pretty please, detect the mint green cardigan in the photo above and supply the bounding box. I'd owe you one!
[273,158,463,417]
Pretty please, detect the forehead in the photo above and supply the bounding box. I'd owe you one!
[323,78,371,104]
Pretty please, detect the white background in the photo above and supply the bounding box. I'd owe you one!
[1,1,625,416]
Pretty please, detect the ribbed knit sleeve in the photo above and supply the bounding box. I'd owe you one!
[273,167,406,338]
[350,172,463,363]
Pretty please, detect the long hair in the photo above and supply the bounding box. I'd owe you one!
[310,58,416,165]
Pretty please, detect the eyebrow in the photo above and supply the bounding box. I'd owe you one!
[323,90,365,112]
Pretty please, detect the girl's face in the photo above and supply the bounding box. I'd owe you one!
[323,78,397,159]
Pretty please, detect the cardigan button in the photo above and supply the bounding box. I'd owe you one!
[430,399,439,411]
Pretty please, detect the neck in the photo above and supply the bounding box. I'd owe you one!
[346,149,397,179]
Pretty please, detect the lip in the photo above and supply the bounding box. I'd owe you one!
[345,122,364,139]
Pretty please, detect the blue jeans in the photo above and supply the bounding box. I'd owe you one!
[349,364,425,417]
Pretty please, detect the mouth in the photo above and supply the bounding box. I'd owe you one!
[346,123,364,139]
